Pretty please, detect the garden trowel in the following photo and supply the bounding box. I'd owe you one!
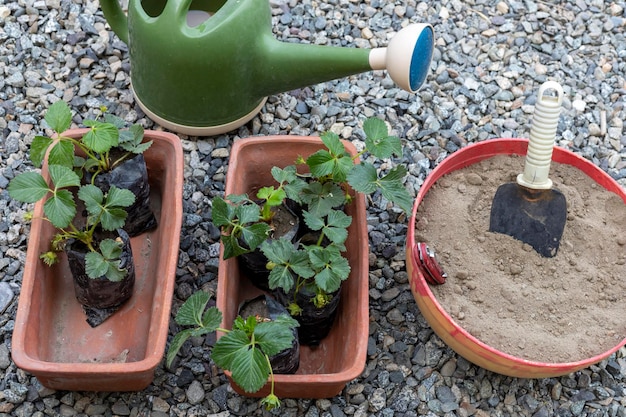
[489,81,567,258]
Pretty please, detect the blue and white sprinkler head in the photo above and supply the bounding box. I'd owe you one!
[369,24,434,93]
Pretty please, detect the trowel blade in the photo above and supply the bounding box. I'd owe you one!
[489,182,567,258]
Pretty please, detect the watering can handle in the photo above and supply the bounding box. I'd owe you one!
[100,0,199,43]
[100,0,129,44]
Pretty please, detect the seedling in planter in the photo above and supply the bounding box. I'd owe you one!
[166,291,299,410]
[8,164,136,280]
[28,100,152,182]
[214,117,412,311]
[212,165,302,259]
[214,117,411,254]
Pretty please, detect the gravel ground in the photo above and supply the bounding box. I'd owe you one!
[1,0,626,416]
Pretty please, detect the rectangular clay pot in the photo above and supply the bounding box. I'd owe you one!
[216,136,369,399]
[11,129,184,391]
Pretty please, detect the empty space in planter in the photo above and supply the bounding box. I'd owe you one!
[15,134,181,367]
[26,188,161,364]
[217,137,369,397]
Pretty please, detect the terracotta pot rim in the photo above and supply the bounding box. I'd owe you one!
[11,129,184,390]
[218,135,369,397]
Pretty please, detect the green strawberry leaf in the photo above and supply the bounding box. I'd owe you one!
[78,184,105,216]
[47,140,76,168]
[99,238,122,259]
[7,172,50,203]
[175,291,211,326]
[30,135,54,167]
[43,189,76,228]
[254,316,298,357]
[363,117,402,159]
[212,329,270,394]
[105,185,135,208]
[82,120,119,153]
[45,100,72,134]
[48,164,80,189]
[84,251,110,279]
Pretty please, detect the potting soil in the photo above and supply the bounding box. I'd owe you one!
[416,154,626,363]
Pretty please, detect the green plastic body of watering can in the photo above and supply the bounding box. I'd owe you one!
[100,0,435,136]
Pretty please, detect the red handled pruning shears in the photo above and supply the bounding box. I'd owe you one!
[414,242,447,285]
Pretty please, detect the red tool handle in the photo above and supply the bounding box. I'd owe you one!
[413,242,447,285]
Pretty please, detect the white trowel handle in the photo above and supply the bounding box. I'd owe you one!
[517,81,563,190]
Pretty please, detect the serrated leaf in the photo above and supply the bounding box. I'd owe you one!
[346,163,378,194]
[363,117,388,142]
[99,238,122,259]
[262,239,313,290]
[47,140,75,168]
[308,246,350,293]
[82,121,119,153]
[78,184,104,215]
[119,125,151,153]
[30,135,54,167]
[267,265,296,292]
[362,118,402,159]
[84,251,109,278]
[302,210,325,231]
[175,291,211,326]
[101,208,128,231]
[45,101,72,133]
[166,328,195,368]
[221,234,251,259]
[306,149,334,178]
[48,164,80,189]
[257,186,285,207]
[7,172,50,203]
[235,202,262,225]
[254,318,297,357]
[202,305,223,329]
[327,209,352,228]
[319,131,346,157]
[105,185,136,208]
[314,258,350,293]
[239,222,271,251]
[322,209,352,244]
[313,268,340,293]
[212,330,270,393]
[43,189,76,228]
[378,166,413,213]
[127,140,152,154]
[260,238,294,264]
[211,197,233,227]
[104,264,127,282]
[301,182,345,218]
[270,165,297,184]
[103,113,126,129]
[225,193,250,204]
[283,176,307,203]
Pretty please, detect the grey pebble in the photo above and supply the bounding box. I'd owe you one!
[1,1,625,417]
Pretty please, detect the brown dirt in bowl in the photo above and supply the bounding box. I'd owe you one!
[415,154,626,363]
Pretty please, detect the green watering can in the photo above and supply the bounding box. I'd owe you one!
[100,0,435,136]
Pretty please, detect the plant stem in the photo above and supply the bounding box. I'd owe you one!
[265,353,276,397]
[111,151,132,170]
[316,230,326,247]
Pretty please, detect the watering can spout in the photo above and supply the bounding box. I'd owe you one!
[98,0,435,136]
[256,24,434,98]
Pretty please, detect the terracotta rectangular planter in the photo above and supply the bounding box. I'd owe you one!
[11,129,184,391]
[216,136,369,399]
